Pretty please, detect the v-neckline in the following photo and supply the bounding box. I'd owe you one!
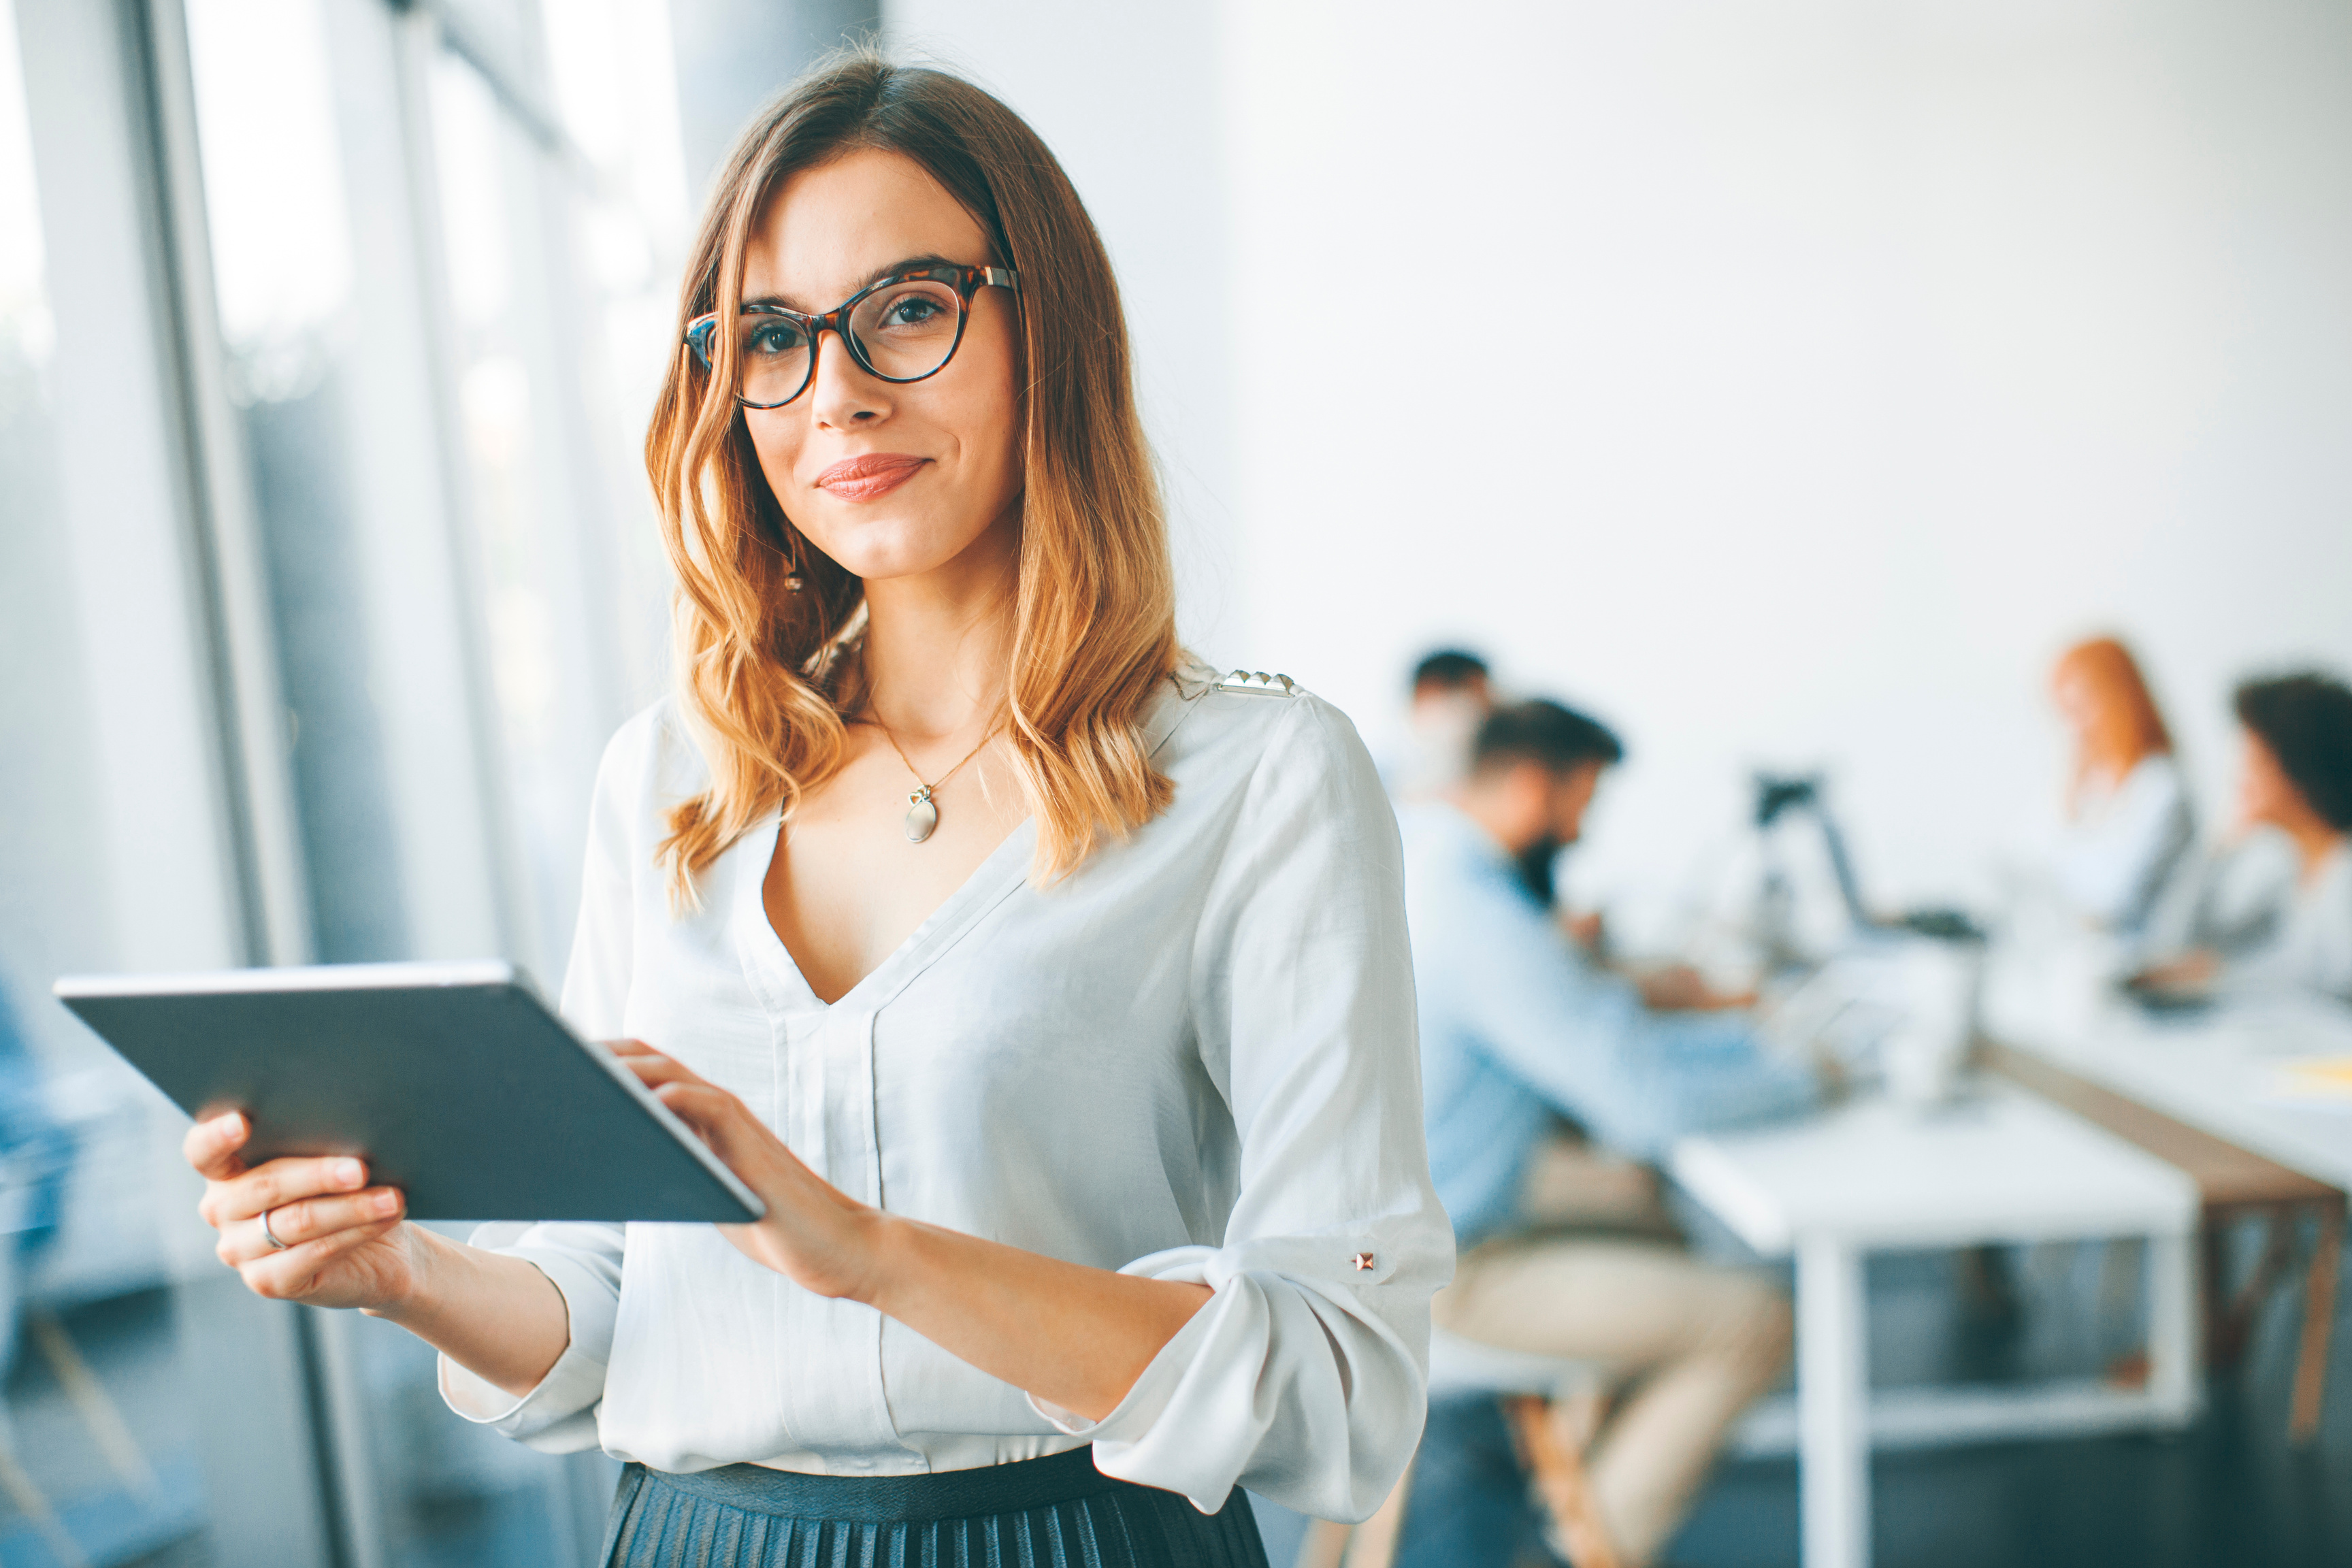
[731,670,1212,1017]
[737,811,1039,1016]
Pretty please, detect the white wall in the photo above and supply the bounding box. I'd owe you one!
[887,1,2352,934]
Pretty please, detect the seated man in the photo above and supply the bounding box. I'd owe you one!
[1403,700,1824,1568]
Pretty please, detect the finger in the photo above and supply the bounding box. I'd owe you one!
[239,1216,404,1301]
[216,1156,370,1226]
[651,1079,717,1134]
[651,1083,762,1156]
[651,1078,745,1128]
[184,1111,251,1181]
[603,1038,661,1058]
[653,1084,780,1173]
[620,1054,709,1091]
[223,1187,404,1267]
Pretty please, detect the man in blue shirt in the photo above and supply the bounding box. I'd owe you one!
[1403,700,1822,1568]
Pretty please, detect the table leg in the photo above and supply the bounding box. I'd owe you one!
[1798,1235,1869,1568]
[2289,1200,2342,1443]
[2143,1230,2199,1424]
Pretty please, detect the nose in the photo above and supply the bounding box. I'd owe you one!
[808,326,889,429]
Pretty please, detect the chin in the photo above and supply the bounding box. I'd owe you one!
[810,521,971,583]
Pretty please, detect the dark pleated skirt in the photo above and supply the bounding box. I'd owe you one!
[602,1446,1269,1568]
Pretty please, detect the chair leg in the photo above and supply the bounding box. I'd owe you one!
[2212,1207,2297,1371]
[1339,1463,1414,1568]
[1294,1519,1350,1568]
[2199,1217,2229,1365]
[29,1311,160,1498]
[0,1403,89,1568]
[2289,1200,2343,1444]
[1505,1394,1623,1568]
[1291,1463,1415,1568]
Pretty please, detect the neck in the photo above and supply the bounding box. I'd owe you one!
[857,510,1020,743]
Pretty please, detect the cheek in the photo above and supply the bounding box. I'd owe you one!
[944,322,1022,487]
[748,418,807,502]
[960,370,1022,494]
[2240,764,2279,813]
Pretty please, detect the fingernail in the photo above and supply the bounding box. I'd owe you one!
[370,1191,398,1217]
[212,1113,242,1134]
[334,1159,363,1187]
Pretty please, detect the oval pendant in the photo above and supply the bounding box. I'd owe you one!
[903,790,939,844]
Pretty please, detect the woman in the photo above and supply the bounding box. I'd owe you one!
[2048,636,2195,938]
[180,54,1450,1564]
[2142,673,2352,1003]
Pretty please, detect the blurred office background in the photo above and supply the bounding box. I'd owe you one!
[0,1,2347,1565]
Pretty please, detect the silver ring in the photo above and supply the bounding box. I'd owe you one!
[261,1208,289,1250]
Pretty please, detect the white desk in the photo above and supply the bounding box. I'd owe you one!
[1670,1087,2200,1568]
[1985,966,2352,1191]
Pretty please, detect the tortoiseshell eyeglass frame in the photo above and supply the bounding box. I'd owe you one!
[682,263,1021,410]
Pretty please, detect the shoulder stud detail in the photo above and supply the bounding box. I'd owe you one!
[1215,670,1297,698]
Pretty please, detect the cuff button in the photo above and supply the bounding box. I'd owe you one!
[1352,1252,1375,1272]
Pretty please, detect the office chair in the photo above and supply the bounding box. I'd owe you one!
[1294,1329,1621,1568]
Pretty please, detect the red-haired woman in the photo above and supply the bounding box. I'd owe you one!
[2049,636,2195,938]
[178,54,1448,1565]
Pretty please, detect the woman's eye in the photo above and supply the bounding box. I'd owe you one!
[883,294,946,327]
[745,322,805,356]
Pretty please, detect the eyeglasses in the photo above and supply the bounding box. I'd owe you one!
[683,263,1020,410]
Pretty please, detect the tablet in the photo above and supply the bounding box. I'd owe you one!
[54,961,764,1224]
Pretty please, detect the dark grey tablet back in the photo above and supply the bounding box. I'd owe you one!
[54,963,762,1223]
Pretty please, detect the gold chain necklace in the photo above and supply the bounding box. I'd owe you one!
[866,710,1003,844]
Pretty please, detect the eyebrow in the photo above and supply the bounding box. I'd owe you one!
[742,254,963,313]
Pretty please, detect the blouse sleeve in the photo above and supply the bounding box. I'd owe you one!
[1028,694,1455,1522]
[436,710,655,1450]
[2054,759,2195,934]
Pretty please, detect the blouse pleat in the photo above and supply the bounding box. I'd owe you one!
[601,1460,1267,1568]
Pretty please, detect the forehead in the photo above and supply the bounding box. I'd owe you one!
[742,146,992,308]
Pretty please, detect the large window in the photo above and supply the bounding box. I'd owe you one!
[423,0,689,987]
[167,0,692,1560]
[2,2,272,1562]
[5,0,703,1561]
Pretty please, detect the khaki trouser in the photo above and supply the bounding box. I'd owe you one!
[1431,1141,1791,1567]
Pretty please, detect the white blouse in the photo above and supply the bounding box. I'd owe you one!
[438,666,1453,1522]
[2226,840,2352,1004]
[2053,755,2195,936]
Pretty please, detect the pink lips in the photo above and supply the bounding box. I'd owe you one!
[813,453,928,502]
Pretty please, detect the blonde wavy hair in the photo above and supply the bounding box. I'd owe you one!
[646,52,1179,904]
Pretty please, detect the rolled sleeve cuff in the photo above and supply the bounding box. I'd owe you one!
[1024,1238,1417,1519]
[435,1247,616,1452]
[1024,1246,1232,1511]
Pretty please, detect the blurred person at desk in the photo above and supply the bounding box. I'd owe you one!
[2048,636,2195,941]
[1401,700,1823,1568]
[1388,648,1493,800]
[2139,671,2352,1004]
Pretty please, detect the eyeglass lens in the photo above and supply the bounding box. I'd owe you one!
[735,278,964,404]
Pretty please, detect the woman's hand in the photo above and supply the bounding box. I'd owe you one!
[608,1041,883,1301]
[611,1039,1210,1420]
[2128,948,2221,998]
[185,1111,421,1311]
